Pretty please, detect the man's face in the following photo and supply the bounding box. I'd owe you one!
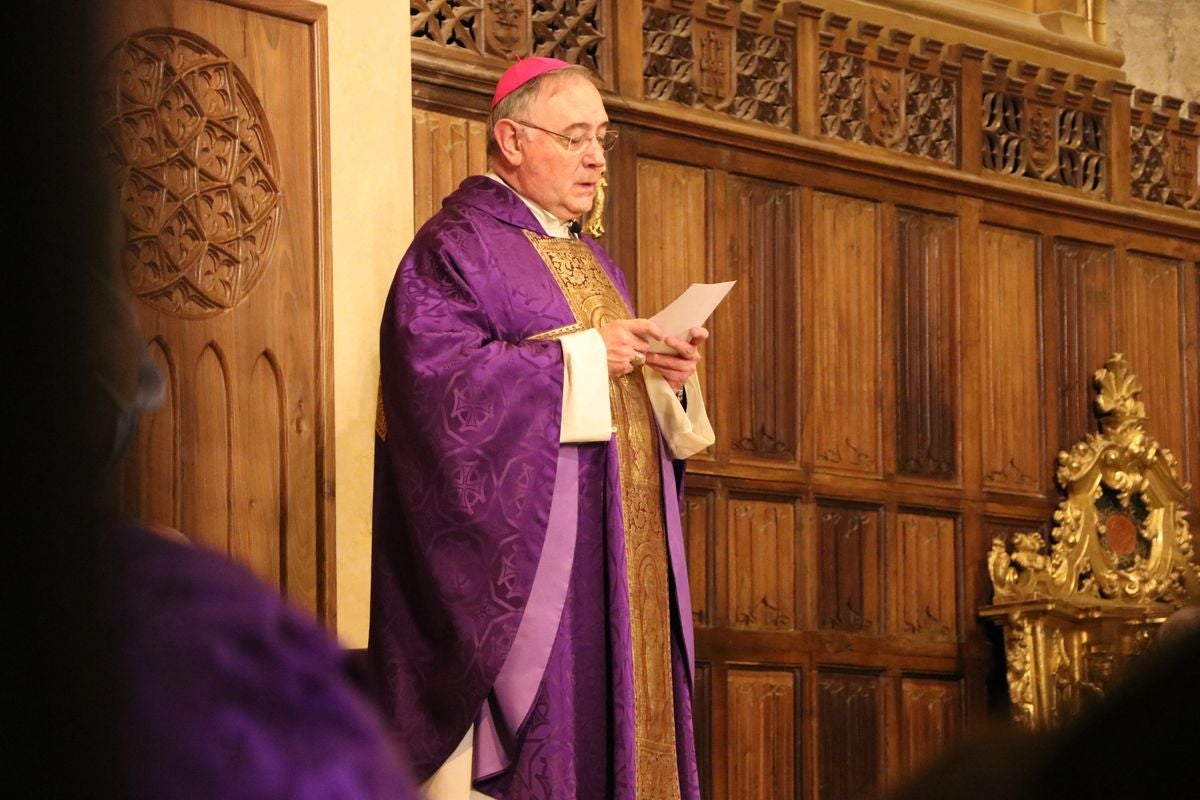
[513,75,608,220]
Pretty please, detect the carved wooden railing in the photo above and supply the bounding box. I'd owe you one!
[409,0,1199,218]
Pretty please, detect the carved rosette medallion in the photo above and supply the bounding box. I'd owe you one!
[693,20,733,111]
[103,30,282,318]
[1025,101,1059,179]
[484,0,530,58]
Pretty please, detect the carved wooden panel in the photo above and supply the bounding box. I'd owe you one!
[981,56,1107,194]
[890,512,957,641]
[412,0,607,74]
[694,661,712,800]
[817,502,881,634]
[110,0,331,616]
[899,677,962,779]
[635,157,709,331]
[812,192,881,476]
[727,668,796,800]
[104,30,283,319]
[682,488,713,627]
[123,338,177,527]
[1057,240,1118,451]
[412,0,485,54]
[1120,252,1189,470]
[978,225,1044,494]
[726,175,799,463]
[1130,92,1200,211]
[409,4,1200,796]
[235,352,285,585]
[413,108,488,230]
[896,209,959,479]
[818,16,958,164]
[531,0,606,71]
[725,497,797,631]
[817,670,881,800]
[184,345,231,554]
[642,0,793,129]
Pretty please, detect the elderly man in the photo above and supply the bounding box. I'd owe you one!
[368,57,713,800]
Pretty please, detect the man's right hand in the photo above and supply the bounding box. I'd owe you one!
[597,318,665,377]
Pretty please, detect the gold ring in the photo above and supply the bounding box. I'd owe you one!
[631,351,645,368]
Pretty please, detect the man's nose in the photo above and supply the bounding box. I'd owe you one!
[582,138,606,167]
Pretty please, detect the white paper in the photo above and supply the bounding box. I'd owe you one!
[646,281,735,354]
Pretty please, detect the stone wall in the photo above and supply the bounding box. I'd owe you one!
[1108,0,1200,100]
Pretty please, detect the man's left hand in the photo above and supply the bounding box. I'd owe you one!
[644,326,708,393]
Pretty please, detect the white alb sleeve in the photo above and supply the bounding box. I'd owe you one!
[558,329,613,443]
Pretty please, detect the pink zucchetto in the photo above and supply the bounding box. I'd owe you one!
[490,56,572,109]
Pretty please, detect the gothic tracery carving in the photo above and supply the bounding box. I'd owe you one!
[981,58,1107,194]
[532,0,605,71]
[412,0,484,53]
[818,19,957,164]
[104,30,282,318]
[1130,92,1199,210]
[642,0,792,129]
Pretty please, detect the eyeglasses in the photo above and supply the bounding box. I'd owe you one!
[512,120,619,153]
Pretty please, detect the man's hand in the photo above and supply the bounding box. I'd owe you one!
[597,318,664,377]
[645,326,708,392]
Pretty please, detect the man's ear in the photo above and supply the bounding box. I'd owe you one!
[493,119,524,166]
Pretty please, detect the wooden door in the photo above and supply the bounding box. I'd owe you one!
[100,0,333,618]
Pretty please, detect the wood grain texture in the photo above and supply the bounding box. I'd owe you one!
[727,668,797,800]
[812,191,881,476]
[1120,252,1188,477]
[979,225,1044,494]
[635,157,712,430]
[817,670,881,800]
[725,174,800,463]
[1056,239,1119,452]
[694,661,713,800]
[890,512,958,641]
[683,488,713,627]
[898,676,962,780]
[817,502,881,634]
[896,209,959,479]
[413,108,488,230]
[725,497,797,631]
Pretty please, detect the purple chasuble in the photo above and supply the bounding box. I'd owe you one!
[368,176,700,799]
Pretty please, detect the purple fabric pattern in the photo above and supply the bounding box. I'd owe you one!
[369,176,700,799]
[104,520,418,799]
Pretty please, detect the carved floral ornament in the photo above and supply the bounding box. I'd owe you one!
[988,353,1199,608]
[102,30,282,319]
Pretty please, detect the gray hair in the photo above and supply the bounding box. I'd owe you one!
[487,65,597,161]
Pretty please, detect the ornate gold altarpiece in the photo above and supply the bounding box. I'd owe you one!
[981,353,1200,729]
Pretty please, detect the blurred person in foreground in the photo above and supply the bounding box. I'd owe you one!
[883,610,1199,800]
[11,3,418,796]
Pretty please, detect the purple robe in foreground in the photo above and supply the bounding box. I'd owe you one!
[103,519,418,799]
[369,176,700,799]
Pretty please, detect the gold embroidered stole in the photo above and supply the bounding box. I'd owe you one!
[524,231,681,800]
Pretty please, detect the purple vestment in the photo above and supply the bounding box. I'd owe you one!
[369,176,700,799]
[103,519,418,799]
